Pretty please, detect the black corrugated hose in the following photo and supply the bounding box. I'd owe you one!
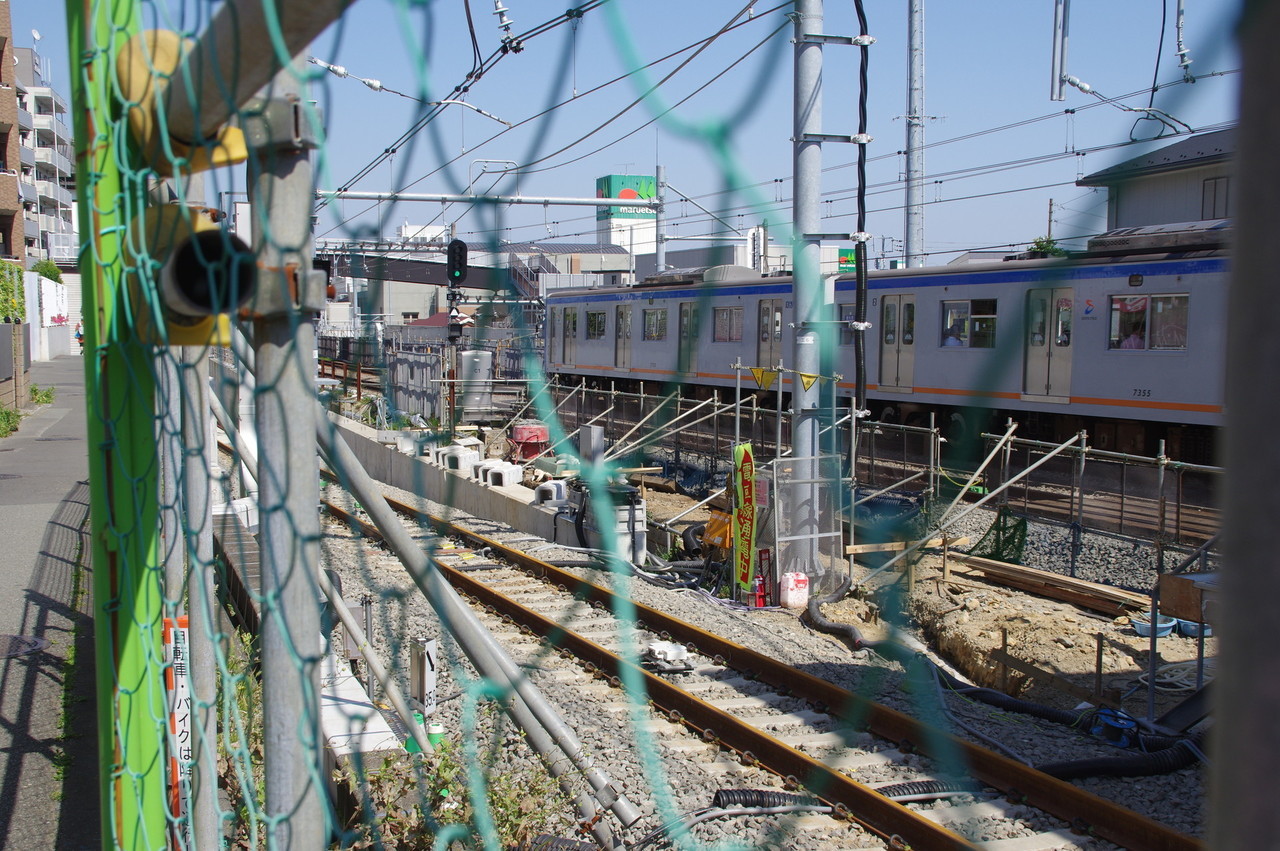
[875,778,982,802]
[1036,733,1206,780]
[711,789,823,809]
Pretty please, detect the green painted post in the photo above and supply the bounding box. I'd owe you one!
[65,1,169,847]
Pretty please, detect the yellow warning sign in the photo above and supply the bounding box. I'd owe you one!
[800,373,819,391]
[751,368,777,391]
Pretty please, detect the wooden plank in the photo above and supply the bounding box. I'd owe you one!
[970,575,1132,617]
[845,536,969,556]
[1157,572,1215,623]
[990,648,1119,708]
[952,554,1149,609]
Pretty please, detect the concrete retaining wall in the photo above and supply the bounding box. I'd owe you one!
[329,413,562,542]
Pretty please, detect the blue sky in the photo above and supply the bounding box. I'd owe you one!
[20,1,1240,264]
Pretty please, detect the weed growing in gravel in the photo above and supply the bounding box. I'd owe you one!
[30,385,54,405]
[338,723,569,847]
[219,631,266,846]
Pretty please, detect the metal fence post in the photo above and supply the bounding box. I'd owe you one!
[65,2,170,844]
[180,349,219,850]
[246,59,328,847]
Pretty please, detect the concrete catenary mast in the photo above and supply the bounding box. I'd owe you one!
[904,0,926,267]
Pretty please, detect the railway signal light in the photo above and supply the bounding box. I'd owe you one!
[446,239,468,283]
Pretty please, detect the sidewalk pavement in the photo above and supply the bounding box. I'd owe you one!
[0,355,99,849]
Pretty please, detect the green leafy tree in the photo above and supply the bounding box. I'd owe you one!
[1029,236,1068,257]
[33,259,63,284]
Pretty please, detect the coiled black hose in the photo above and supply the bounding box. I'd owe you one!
[803,575,868,651]
[934,667,1092,728]
[711,789,822,809]
[1037,738,1203,781]
[875,778,981,802]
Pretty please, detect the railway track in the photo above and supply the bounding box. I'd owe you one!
[316,480,1203,850]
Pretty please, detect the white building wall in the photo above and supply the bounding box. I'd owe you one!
[1110,163,1234,229]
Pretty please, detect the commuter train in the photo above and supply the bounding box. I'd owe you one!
[543,221,1229,464]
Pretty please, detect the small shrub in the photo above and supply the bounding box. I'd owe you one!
[33,259,63,284]
[0,405,19,438]
[30,385,55,405]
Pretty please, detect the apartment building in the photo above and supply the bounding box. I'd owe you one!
[14,45,76,267]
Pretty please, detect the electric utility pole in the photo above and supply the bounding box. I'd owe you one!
[792,0,824,578]
[905,0,925,267]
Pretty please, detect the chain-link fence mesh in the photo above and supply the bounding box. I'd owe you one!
[62,0,1232,847]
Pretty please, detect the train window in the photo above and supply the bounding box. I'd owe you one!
[1109,294,1188,350]
[903,302,915,344]
[564,309,578,338]
[643,308,668,341]
[586,311,607,340]
[1054,297,1072,347]
[941,299,997,348]
[883,301,897,345]
[713,307,744,342]
[840,303,857,345]
[551,308,559,339]
[1150,295,1188,349]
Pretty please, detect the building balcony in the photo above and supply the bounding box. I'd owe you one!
[35,179,71,207]
[32,114,71,142]
[38,213,72,233]
[24,216,39,240]
[28,88,70,116]
[16,107,32,132]
[33,147,71,176]
[19,180,36,204]
[19,147,34,168]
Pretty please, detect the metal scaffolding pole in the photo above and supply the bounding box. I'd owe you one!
[315,418,637,846]
[248,60,327,847]
[164,0,355,146]
[180,350,219,850]
[656,164,668,272]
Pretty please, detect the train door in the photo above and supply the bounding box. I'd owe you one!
[678,301,699,374]
[757,298,783,368]
[562,307,578,366]
[615,304,632,370]
[549,307,560,367]
[878,294,915,391]
[1022,288,1073,402]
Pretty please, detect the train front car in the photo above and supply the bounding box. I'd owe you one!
[839,222,1228,463]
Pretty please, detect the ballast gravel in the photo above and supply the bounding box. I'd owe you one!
[318,476,1207,848]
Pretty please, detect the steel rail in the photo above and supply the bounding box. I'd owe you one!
[320,501,977,850]
[320,485,1202,851]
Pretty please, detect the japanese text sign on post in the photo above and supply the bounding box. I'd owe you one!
[733,443,757,591]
